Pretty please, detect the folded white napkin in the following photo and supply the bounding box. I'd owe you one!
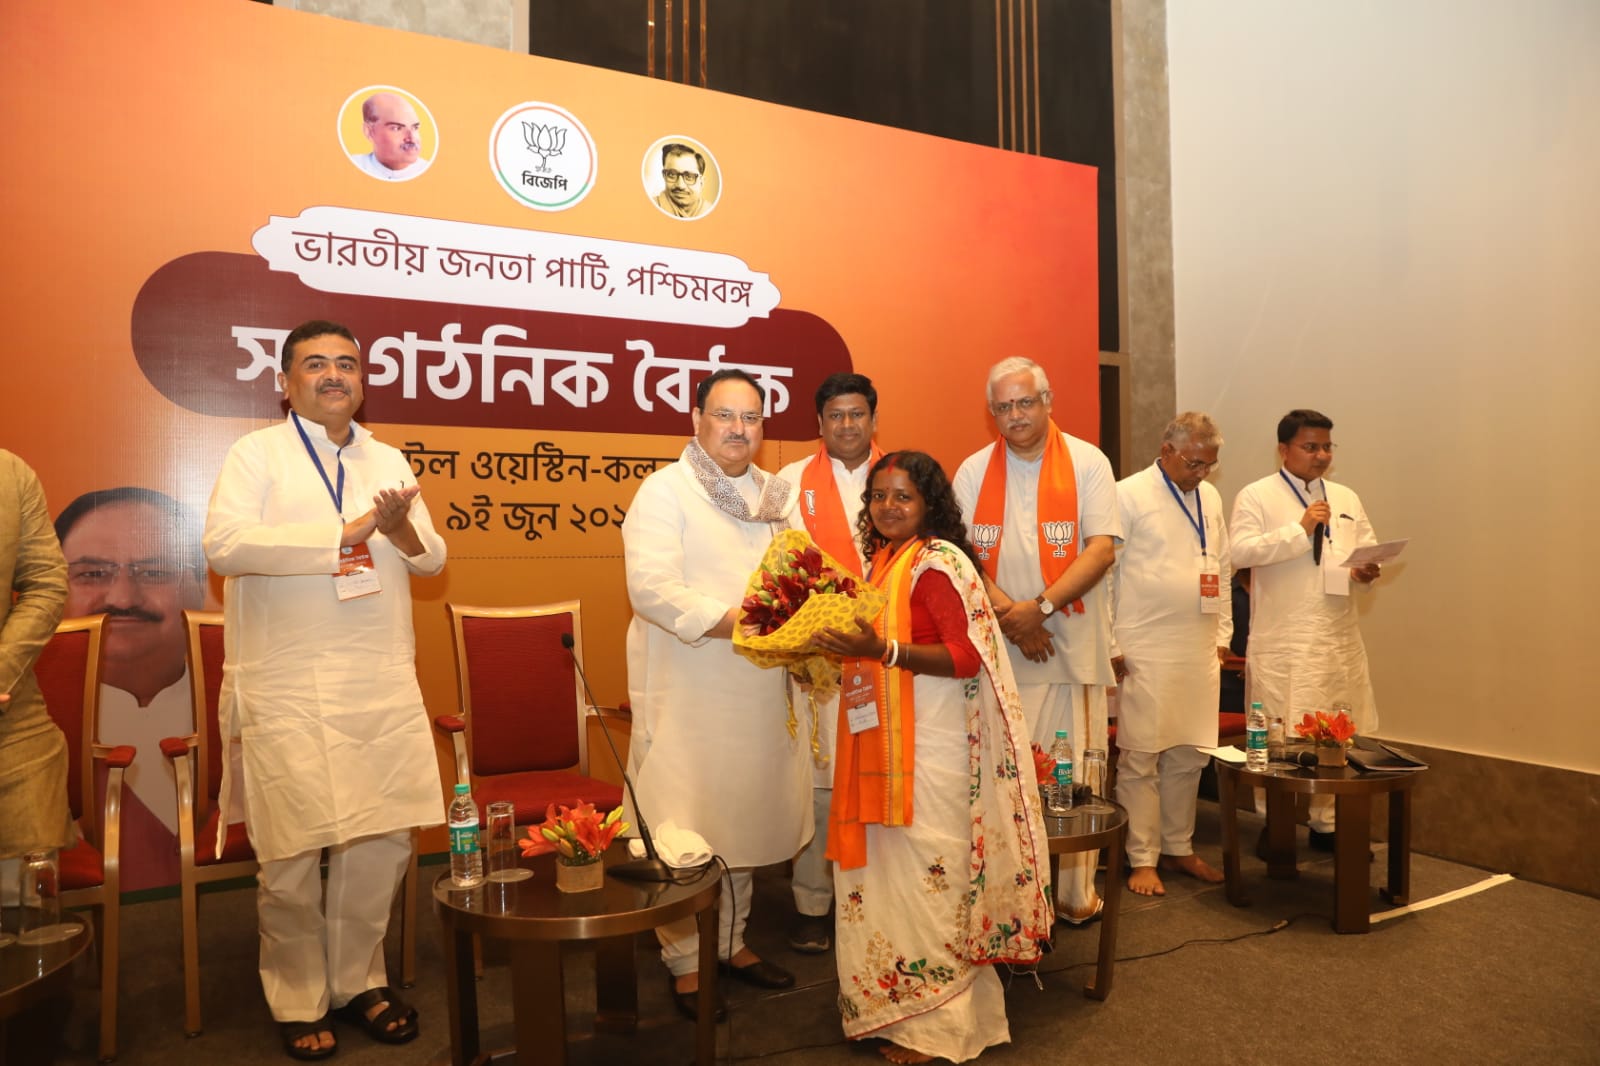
[627,820,713,868]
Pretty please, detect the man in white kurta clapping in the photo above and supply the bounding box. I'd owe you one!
[1110,413,1232,897]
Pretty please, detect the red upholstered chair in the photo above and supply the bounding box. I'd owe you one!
[36,613,129,1063]
[436,601,624,823]
[161,610,420,1036]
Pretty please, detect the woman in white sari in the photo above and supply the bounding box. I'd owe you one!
[814,451,1052,1064]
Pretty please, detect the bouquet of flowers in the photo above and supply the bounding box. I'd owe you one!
[519,802,629,866]
[733,529,886,695]
[733,530,886,751]
[1294,709,1357,748]
[1029,742,1056,790]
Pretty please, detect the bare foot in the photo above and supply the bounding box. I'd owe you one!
[1127,865,1166,896]
[674,971,700,995]
[295,1029,334,1054]
[727,946,762,969]
[1161,853,1225,883]
[879,1042,935,1064]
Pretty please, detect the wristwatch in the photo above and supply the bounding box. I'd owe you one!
[1035,593,1056,617]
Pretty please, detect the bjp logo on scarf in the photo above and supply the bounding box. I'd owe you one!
[1042,520,1076,557]
[971,523,1001,560]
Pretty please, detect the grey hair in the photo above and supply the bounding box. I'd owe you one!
[1162,411,1223,449]
[985,357,1051,403]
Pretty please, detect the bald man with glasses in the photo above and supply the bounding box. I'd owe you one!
[1230,408,1383,849]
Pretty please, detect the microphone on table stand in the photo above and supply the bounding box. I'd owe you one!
[560,632,697,883]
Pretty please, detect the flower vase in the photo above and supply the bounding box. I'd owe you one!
[1316,743,1347,769]
[555,859,604,893]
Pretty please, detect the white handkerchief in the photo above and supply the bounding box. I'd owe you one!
[627,820,713,868]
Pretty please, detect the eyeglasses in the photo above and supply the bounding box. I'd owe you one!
[1294,442,1337,455]
[1176,455,1219,473]
[990,393,1049,417]
[704,408,762,426]
[67,561,195,587]
[662,169,701,186]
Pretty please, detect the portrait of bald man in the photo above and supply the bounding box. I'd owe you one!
[350,90,432,181]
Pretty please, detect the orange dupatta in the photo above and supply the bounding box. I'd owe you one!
[797,444,879,577]
[825,537,922,871]
[968,419,1084,613]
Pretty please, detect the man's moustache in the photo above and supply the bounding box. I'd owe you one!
[104,606,163,623]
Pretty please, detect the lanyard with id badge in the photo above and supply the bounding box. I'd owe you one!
[1278,470,1349,597]
[1160,468,1221,614]
[839,660,881,735]
[294,411,381,601]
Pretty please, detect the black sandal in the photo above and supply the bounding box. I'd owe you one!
[332,986,418,1045]
[279,1014,336,1061]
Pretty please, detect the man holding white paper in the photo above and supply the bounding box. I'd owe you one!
[1229,409,1382,846]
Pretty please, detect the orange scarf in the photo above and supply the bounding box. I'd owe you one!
[825,537,922,871]
[968,419,1083,614]
[797,444,879,577]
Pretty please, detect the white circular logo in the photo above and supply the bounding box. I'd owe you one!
[489,101,597,211]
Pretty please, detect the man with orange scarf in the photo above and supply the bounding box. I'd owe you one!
[953,357,1121,924]
[777,373,881,955]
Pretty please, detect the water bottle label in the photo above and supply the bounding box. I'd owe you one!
[450,822,479,855]
[1054,763,1073,788]
[1246,728,1268,751]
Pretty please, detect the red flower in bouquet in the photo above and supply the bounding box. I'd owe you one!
[519,801,628,865]
[1293,709,1357,746]
[1029,742,1055,786]
[740,541,861,636]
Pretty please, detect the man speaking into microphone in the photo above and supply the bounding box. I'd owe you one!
[1229,409,1383,849]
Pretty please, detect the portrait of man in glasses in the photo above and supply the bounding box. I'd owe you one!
[55,486,209,890]
[649,140,717,219]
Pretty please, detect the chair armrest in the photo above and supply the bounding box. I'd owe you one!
[588,703,632,723]
[434,715,465,734]
[97,744,137,770]
[161,734,198,760]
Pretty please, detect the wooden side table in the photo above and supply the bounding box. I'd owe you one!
[1214,754,1424,933]
[433,848,721,1065]
[1045,800,1127,1000]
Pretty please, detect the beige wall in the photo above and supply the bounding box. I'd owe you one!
[1167,1,1600,772]
[275,0,525,51]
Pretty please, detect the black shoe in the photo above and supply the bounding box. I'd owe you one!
[787,914,832,954]
[1308,829,1375,861]
[669,975,726,1023]
[719,957,796,989]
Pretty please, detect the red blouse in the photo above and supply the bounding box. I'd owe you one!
[909,568,981,678]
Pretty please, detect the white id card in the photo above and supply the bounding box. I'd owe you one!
[334,542,382,601]
[841,667,880,734]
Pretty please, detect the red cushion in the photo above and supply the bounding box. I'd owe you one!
[196,805,257,866]
[59,835,104,890]
[1218,712,1248,738]
[461,615,580,774]
[475,772,623,825]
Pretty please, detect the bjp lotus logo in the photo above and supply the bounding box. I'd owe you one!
[521,122,566,173]
[1042,520,1076,558]
[971,523,1001,560]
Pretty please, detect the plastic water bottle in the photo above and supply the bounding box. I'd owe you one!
[1246,702,1269,772]
[1046,730,1074,815]
[449,783,484,887]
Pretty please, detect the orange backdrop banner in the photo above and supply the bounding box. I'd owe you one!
[1,0,1096,883]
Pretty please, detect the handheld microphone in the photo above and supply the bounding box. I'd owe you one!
[560,632,687,883]
[1311,522,1325,564]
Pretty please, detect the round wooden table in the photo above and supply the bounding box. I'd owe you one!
[1,913,91,1066]
[432,847,721,1066]
[1044,798,1127,1000]
[1213,752,1424,933]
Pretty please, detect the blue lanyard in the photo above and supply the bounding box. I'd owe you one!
[1158,466,1206,556]
[1278,469,1330,544]
[292,412,346,517]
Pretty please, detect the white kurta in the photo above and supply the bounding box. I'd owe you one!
[1111,463,1233,752]
[203,416,447,864]
[621,459,811,868]
[952,432,1122,687]
[349,151,431,181]
[1230,471,1379,733]
[778,452,871,787]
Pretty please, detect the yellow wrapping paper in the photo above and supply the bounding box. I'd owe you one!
[734,530,887,743]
